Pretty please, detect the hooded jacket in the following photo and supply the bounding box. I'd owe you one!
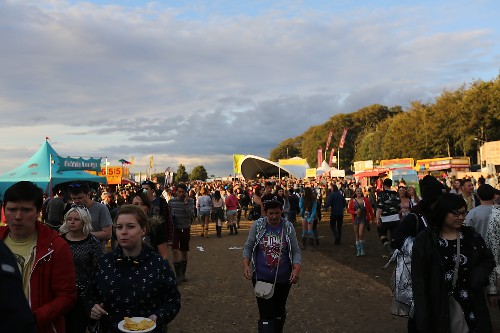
[0,221,77,333]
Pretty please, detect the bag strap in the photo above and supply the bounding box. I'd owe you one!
[452,232,461,288]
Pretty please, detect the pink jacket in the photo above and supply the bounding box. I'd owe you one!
[0,222,77,333]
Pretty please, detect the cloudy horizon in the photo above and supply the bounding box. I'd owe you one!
[0,0,499,177]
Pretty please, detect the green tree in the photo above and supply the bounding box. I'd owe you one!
[189,165,208,181]
[269,137,303,161]
[176,164,189,183]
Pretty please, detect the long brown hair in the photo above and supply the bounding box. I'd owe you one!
[303,187,315,211]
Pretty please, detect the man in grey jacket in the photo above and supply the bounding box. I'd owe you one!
[168,183,195,283]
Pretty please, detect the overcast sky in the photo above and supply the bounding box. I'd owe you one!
[0,0,499,177]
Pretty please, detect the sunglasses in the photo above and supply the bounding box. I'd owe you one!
[69,183,82,188]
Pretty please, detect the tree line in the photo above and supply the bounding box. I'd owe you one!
[152,164,209,184]
[270,74,500,169]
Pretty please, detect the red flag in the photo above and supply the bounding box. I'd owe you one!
[325,129,333,151]
[317,148,323,167]
[339,128,348,148]
[329,148,335,167]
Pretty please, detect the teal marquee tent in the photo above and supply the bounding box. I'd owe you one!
[0,140,106,197]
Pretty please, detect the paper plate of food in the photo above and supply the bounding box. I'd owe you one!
[118,317,156,333]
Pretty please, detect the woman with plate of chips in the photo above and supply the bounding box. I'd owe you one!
[85,205,181,333]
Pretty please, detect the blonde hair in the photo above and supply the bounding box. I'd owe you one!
[59,206,93,235]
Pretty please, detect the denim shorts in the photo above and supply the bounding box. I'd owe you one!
[226,209,237,216]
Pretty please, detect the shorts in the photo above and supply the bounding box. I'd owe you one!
[173,228,191,252]
[353,217,367,226]
[226,210,237,216]
[199,210,211,218]
[377,221,399,238]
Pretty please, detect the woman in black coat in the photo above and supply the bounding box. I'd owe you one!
[411,193,494,333]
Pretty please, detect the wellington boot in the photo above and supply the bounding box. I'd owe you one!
[216,226,222,238]
[180,261,188,282]
[301,237,307,250]
[233,224,238,235]
[174,262,183,283]
[359,240,365,256]
[309,237,317,252]
[229,225,234,235]
[356,241,361,257]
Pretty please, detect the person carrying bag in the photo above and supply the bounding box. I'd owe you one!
[242,199,301,333]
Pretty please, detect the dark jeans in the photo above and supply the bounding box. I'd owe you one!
[253,280,291,321]
[330,215,343,243]
[65,296,88,333]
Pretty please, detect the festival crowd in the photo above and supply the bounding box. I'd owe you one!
[1,171,500,332]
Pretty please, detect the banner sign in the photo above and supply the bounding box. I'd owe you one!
[58,157,102,172]
[306,168,317,178]
[353,160,374,172]
[328,148,335,167]
[325,129,334,151]
[279,158,307,166]
[317,148,323,167]
[233,154,246,174]
[98,166,122,185]
[380,158,414,169]
[339,128,348,148]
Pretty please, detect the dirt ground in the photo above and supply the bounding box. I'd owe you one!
[168,214,500,333]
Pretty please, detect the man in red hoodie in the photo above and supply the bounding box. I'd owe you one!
[0,181,76,333]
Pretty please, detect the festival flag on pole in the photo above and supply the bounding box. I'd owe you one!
[149,156,154,169]
[119,159,131,165]
[325,129,333,151]
[339,128,348,148]
[317,148,323,167]
[329,148,335,167]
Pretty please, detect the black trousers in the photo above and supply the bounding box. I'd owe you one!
[65,296,88,333]
[330,215,343,243]
[253,280,291,320]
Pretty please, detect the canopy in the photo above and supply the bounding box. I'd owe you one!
[240,155,309,179]
[0,140,106,197]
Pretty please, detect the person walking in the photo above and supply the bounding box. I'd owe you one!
[168,184,195,283]
[347,187,374,256]
[225,187,239,235]
[243,199,301,333]
[299,187,317,251]
[196,187,212,237]
[85,205,180,333]
[60,205,103,333]
[324,184,346,245]
[411,194,495,332]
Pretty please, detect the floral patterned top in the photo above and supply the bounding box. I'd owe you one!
[438,234,476,331]
[487,206,500,295]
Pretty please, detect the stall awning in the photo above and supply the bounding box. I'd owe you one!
[354,171,386,178]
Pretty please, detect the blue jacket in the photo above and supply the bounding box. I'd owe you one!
[324,191,346,216]
[299,197,317,223]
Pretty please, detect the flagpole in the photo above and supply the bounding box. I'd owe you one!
[337,149,340,170]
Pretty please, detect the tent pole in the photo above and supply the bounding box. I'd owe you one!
[105,157,108,186]
[49,154,53,197]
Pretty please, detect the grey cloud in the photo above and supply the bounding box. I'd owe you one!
[0,1,498,175]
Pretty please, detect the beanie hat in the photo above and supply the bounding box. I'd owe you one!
[419,175,446,202]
